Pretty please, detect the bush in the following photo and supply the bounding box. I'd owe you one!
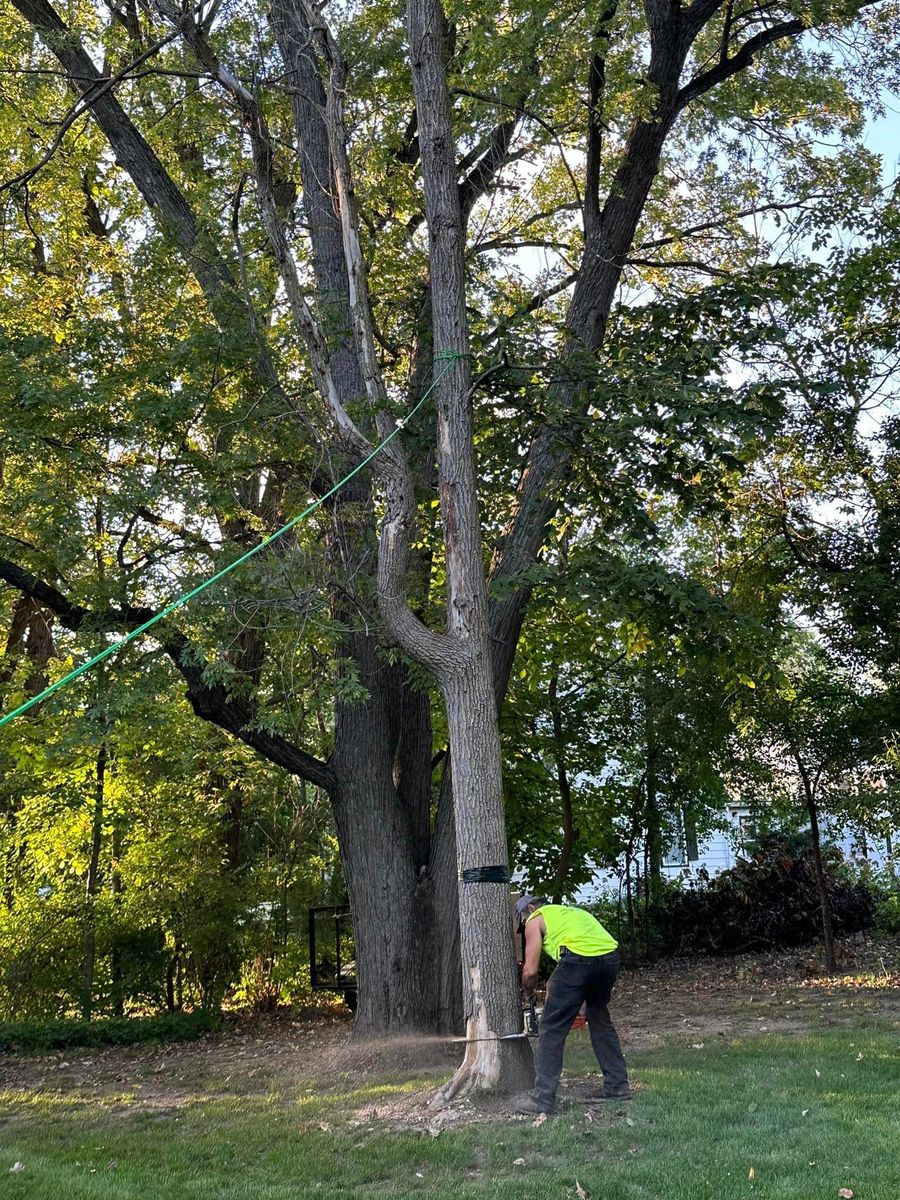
[659,846,876,955]
[861,865,900,934]
[875,890,900,933]
[0,1010,221,1054]
[0,909,80,1021]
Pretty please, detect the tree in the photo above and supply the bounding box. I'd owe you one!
[733,639,888,971]
[0,0,894,1079]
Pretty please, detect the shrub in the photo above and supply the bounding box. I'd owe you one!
[0,1010,221,1054]
[659,846,876,955]
[875,890,900,934]
[0,901,85,1020]
[860,865,900,934]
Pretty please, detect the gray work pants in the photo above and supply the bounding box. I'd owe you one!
[532,948,628,1108]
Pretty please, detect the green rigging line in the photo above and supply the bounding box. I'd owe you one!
[0,354,465,731]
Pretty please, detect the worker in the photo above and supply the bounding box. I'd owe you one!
[513,894,632,1115]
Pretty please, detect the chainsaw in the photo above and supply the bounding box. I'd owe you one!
[522,997,539,1037]
[444,997,540,1043]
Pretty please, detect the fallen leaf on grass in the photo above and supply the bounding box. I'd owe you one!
[513,1158,526,1167]
[532,1112,547,1127]
[9,1163,25,1174]
[748,1167,755,1180]
[838,1190,853,1198]
[318,1123,331,1132]
[802,1109,810,1117]
[575,1181,589,1199]
[815,1070,821,1078]
[585,1110,594,1123]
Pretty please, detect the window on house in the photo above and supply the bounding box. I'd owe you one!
[735,812,757,852]
[663,829,686,867]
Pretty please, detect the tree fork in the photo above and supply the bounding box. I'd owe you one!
[406,0,532,1098]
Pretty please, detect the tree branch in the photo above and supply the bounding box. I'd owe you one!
[585,1,619,239]
[295,0,389,413]
[458,113,521,223]
[676,17,807,111]
[152,0,369,455]
[635,196,828,251]
[0,555,336,790]
[10,0,290,410]
[624,255,731,276]
[483,272,578,344]
[0,30,182,194]
[374,413,463,675]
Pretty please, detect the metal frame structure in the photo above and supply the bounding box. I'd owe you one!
[308,905,357,1003]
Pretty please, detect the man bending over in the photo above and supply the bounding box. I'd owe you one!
[514,895,631,1115]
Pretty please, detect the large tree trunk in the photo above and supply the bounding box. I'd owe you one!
[332,677,461,1034]
[331,633,438,1032]
[430,669,533,1101]
[404,0,533,1098]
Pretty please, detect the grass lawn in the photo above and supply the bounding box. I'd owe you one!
[2,1024,898,1200]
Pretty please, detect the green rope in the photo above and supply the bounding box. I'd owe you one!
[0,353,467,731]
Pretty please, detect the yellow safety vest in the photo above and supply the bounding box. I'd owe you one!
[526,904,617,961]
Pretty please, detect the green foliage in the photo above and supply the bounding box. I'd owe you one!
[857,865,900,934]
[1,0,898,1036]
[874,889,900,934]
[0,1010,220,1054]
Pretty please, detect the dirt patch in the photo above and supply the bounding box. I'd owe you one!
[343,1076,642,1136]
[611,932,900,1052]
[1,934,896,1124]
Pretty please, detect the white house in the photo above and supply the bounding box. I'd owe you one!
[569,806,896,905]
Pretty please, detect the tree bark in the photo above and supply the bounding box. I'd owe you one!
[82,739,107,1021]
[549,673,576,903]
[330,630,438,1032]
[796,754,838,973]
[405,0,532,1098]
[0,595,55,702]
[432,669,533,1100]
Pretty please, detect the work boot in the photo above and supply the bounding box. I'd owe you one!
[512,1093,554,1116]
[577,1083,634,1102]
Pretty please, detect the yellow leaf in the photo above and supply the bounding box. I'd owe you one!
[748,1167,755,1180]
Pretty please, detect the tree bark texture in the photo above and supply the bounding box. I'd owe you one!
[797,757,838,973]
[407,0,532,1098]
[82,739,107,1021]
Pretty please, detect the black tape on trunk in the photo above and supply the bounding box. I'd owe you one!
[460,865,510,884]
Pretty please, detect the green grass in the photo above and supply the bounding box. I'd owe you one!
[1,1027,898,1199]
